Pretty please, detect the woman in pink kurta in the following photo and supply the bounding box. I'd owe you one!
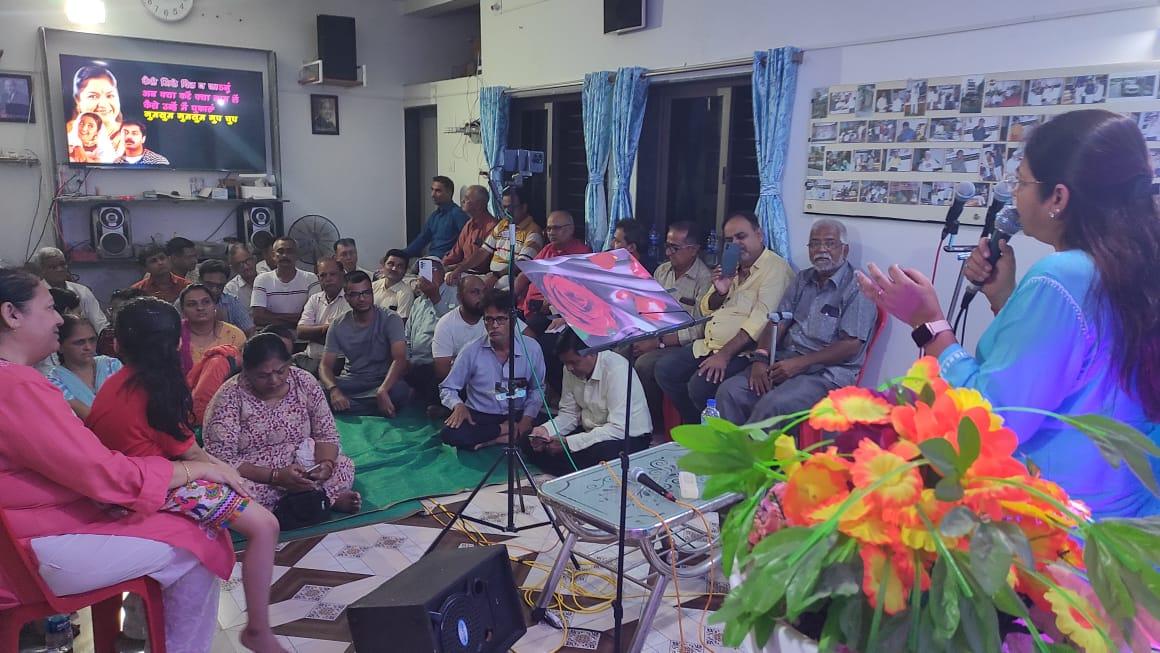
[203,334,360,513]
[0,269,248,653]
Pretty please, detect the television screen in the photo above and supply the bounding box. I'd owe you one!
[59,54,267,171]
[603,0,645,34]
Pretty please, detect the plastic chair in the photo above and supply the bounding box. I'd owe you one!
[0,510,167,653]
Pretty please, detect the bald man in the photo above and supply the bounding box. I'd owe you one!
[443,185,498,274]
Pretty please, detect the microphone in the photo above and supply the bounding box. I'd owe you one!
[941,181,978,240]
[981,181,1012,240]
[960,206,1022,310]
[628,467,676,501]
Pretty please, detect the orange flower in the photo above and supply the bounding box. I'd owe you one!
[860,545,910,615]
[782,448,850,525]
[850,439,923,515]
[895,489,951,552]
[810,495,899,545]
[809,387,893,432]
[900,356,949,396]
[1044,586,1109,653]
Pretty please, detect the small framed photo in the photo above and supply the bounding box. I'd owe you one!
[310,94,339,135]
[0,73,34,124]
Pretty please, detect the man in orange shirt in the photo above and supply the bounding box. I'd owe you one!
[443,185,498,275]
[130,243,190,303]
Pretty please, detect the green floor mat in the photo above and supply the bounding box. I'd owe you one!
[235,410,533,546]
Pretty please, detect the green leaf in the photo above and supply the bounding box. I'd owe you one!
[992,522,1035,570]
[818,600,845,653]
[919,383,937,406]
[958,585,1002,653]
[677,450,753,475]
[969,523,1013,597]
[920,438,959,477]
[1086,537,1135,622]
[939,505,980,538]
[718,490,763,575]
[839,596,867,651]
[701,472,747,499]
[930,557,961,641]
[956,418,981,475]
[785,534,833,620]
[823,536,857,566]
[1069,413,1160,495]
[935,473,965,501]
[670,424,731,452]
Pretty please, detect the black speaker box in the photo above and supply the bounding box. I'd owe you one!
[317,15,358,81]
[90,204,132,259]
[347,545,526,653]
[236,203,282,251]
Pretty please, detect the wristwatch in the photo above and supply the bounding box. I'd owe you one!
[911,319,952,348]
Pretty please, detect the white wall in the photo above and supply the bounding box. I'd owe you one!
[0,0,476,290]
[407,0,1160,382]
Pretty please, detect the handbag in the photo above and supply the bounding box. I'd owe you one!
[273,489,331,530]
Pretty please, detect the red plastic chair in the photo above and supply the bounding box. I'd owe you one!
[0,510,167,653]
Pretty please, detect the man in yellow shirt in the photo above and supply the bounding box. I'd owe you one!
[654,211,793,424]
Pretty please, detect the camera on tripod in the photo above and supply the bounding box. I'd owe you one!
[501,149,545,187]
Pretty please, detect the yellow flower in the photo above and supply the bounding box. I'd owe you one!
[860,546,909,615]
[810,496,899,546]
[900,356,949,396]
[809,387,893,432]
[773,434,801,475]
[850,439,922,513]
[1043,586,1109,653]
[782,450,850,526]
[945,387,1004,429]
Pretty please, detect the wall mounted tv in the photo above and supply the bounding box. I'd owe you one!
[59,53,267,171]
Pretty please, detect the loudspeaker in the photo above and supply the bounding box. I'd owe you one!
[237,203,282,251]
[317,15,358,81]
[90,204,132,259]
[347,545,526,653]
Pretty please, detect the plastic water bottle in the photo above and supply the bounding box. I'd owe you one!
[647,226,661,262]
[701,399,721,424]
[43,614,73,651]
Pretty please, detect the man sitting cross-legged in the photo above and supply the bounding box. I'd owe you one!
[295,257,350,376]
[318,271,411,417]
[439,290,545,450]
[525,329,653,476]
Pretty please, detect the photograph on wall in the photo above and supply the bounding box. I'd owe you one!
[896,118,926,142]
[914,147,945,171]
[874,88,898,113]
[1024,77,1064,106]
[1150,149,1160,177]
[0,73,34,123]
[811,121,837,142]
[1063,75,1107,105]
[926,84,961,112]
[984,79,1027,108]
[1002,115,1043,142]
[1140,112,1160,141]
[1108,72,1158,100]
[825,149,852,172]
[853,149,883,172]
[832,180,859,201]
[1005,146,1024,174]
[830,89,856,114]
[810,87,829,118]
[965,182,990,207]
[960,75,985,113]
[859,181,889,203]
[889,181,921,204]
[929,117,963,141]
[838,120,867,143]
[980,144,1006,181]
[965,116,1000,142]
[805,178,832,200]
[855,84,876,116]
[310,94,339,135]
[903,79,927,116]
[808,145,826,174]
[868,119,897,143]
[945,147,981,173]
[884,148,913,172]
[921,181,955,205]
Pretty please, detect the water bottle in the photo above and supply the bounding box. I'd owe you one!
[647,226,661,263]
[701,399,721,424]
[43,614,73,652]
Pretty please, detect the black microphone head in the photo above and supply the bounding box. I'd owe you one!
[954,181,977,203]
[991,181,1012,204]
[995,206,1022,236]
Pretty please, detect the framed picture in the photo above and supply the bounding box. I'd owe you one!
[0,73,34,124]
[310,94,339,135]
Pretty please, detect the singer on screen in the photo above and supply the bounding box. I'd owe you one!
[65,64,125,162]
[855,109,1160,520]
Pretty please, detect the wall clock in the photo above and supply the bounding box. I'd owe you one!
[142,0,194,22]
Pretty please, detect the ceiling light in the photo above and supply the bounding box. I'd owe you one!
[65,0,107,25]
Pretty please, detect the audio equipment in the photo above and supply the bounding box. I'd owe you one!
[346,545,526,653]
[237,203,282,250]
[90,204,132,259]
[317,15,358,81]
[961,206,1023,310]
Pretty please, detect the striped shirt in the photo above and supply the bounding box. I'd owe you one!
[251,269,319,316]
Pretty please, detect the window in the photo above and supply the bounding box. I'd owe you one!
[507,95,587,230]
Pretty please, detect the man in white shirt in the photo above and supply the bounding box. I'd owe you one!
[295,257,350,376]
[225,242,258,308]
[32,247,108,333]
[431,275,487,383]
[251,237,320,327]
[371,249,415,319]
[527,329,653,476]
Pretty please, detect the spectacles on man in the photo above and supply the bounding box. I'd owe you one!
[807,239,843,250]
[346,289,374,300]
[483,315,510,326]
[665,242,696,253]
[544,223,573,232]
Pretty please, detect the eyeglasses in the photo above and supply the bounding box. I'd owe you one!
[544,223,573,232]
[483,316,510,325]
[664,242,696,253]
[1002,173,1044,190]
[345,289,374,300]
[808,239,843,250]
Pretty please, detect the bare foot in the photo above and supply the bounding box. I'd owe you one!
[332,491,362,514]
[471,434,508,451]
[240,627,288,653]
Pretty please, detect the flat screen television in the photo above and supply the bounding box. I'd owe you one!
[603,0,646,34]
[59,53,268,171]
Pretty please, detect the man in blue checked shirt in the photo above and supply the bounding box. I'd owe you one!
[403,175,469,260]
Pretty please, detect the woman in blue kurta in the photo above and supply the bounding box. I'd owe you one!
[45,312,122,419]
[856,109,1160,519]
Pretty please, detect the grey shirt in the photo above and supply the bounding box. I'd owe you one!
[439,335,546,419]
[777,261,878,386]
[324,306,405,394]
[654,257,713,344]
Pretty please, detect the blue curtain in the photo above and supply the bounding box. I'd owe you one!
[581,72,614,250]
[605,66,649,250]
[480,86,510,216]
[752,47,801,259]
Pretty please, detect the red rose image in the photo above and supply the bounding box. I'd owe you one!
[633,294,668,320]
[588,252,618,270]
[627,254,651,279]
[540,273,619,337]
[613,289,631,302]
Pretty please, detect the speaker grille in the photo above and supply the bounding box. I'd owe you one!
[437,594,482,653]
[100,232,129,255]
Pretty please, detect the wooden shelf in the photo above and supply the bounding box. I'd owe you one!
[57,195,287,204]
[0,156,39,166]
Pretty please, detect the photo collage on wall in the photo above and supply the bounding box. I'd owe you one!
[804,65,1160,224]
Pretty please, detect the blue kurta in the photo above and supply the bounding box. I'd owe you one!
[938,250,1160,519]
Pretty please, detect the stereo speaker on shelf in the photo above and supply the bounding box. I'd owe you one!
[317,15,358,81]
[346,544,526,653]
[236,203,282,251]
[90,204,132,259]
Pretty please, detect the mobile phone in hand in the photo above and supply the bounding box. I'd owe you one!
[418,259,434,283]
[721,242,742,277]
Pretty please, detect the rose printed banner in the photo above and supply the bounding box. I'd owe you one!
[518,248,694,349]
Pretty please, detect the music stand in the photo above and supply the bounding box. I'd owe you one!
[518,249,705,652]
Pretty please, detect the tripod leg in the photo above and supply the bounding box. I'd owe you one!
[530,530,577,623]
[512,449,581,569]
[425,449,509,554]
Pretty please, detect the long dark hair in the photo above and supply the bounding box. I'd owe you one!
[0,268,41,316]
[1024,109,1160,419]
[114,297,193,441]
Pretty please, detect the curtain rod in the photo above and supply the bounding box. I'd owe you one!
[505,51,803,98]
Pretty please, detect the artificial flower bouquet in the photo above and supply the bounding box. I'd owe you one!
[674,358,1160,653]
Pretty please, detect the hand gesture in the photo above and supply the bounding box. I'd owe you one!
[855,263,943,329]
[273,463,316,492]
[445,404,474,429]
[697,351,731,384]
